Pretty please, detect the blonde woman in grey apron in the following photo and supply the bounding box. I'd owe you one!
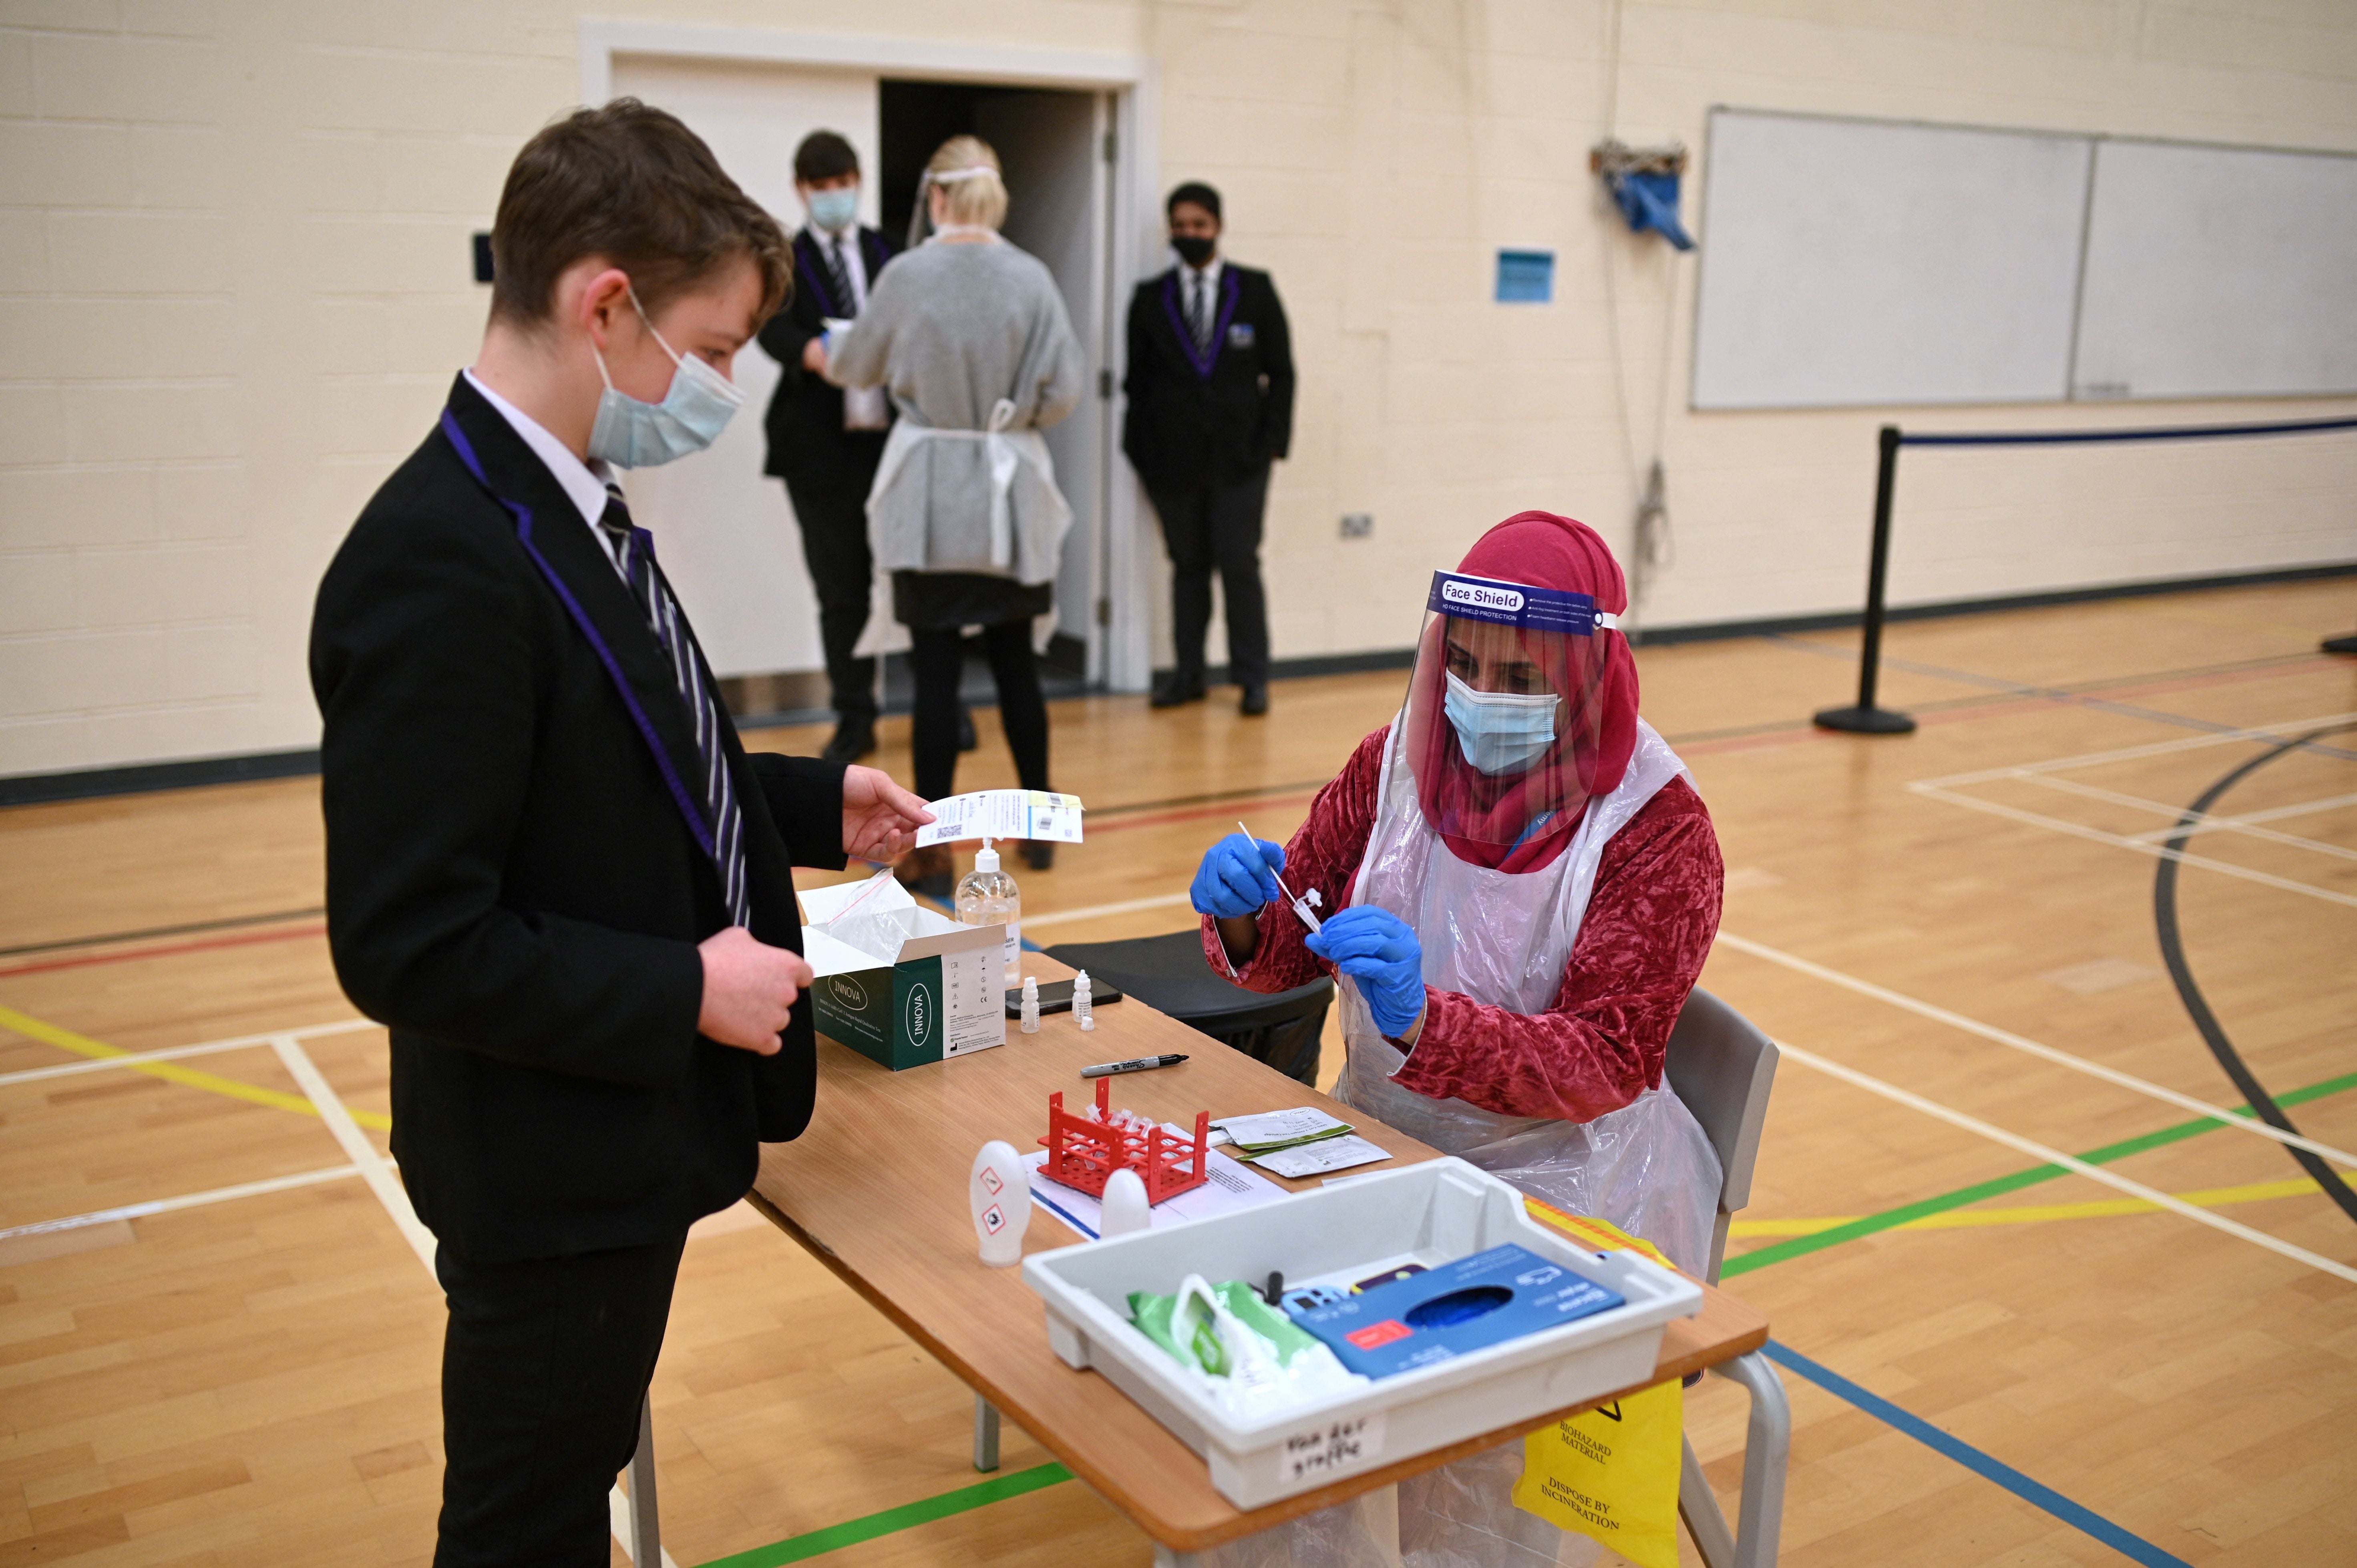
[823,135,1084,893]
[1189,513,1725,1567]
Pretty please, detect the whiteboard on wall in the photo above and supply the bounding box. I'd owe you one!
[1690,109,2092,410]
[2071,139,2357,401]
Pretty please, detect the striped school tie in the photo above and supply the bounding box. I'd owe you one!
[598,483,751,927]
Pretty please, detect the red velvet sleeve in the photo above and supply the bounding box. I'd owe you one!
[1199,727,1390,991]
[1387,777,1724,1123]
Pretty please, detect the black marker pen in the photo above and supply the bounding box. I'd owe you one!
[1080,1053,1188,1079]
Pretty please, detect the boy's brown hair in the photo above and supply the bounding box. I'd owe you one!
[491,99,791,329]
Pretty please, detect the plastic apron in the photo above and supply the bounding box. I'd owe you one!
[853,397,1070,659]
[1332,712,1721,1272]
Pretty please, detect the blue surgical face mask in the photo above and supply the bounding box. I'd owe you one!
[586,286,744,468]
[1443,670,1559,776]
[807,186,859,233]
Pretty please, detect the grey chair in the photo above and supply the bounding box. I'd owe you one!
[1662,987,1788,1568]
[1044,929,1333,1086]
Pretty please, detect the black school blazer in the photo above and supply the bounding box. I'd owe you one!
[756,225,899,485]
[310,373,847,1262]
[1121,262,1295,491]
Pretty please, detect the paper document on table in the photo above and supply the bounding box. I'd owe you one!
[915,789,1086,847]
[1246,1134,1393,1180]
[1210,1108,1352,1152]
[1024,1131,1289,1240]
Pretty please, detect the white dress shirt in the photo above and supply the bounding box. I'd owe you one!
[814,225,889,430]
[463,369,627,577]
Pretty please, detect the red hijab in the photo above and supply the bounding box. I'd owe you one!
[1407,512,1640,872]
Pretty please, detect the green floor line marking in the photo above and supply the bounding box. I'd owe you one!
[693,1067,2357,1564]
[1724,1067,2357,1277]
[696,1463,1073,1568]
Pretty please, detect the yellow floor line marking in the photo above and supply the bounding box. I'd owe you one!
[0,1002,392,1130]
[1715,932,2357,1167]
[1734,1171,2357,1237]
[1777,1038,2357,1285]
[0,1016,375,1088]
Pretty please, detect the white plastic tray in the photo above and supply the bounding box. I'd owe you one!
[1021,1157,1703,1508]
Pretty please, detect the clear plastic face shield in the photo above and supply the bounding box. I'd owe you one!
[1398,570,1622,850]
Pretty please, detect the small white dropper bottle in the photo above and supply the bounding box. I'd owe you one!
[1073,969,1095,1031]
[954,835,1022,986]
[1020,975,1041,1034]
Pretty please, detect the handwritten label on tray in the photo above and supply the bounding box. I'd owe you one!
[1277,1411,1386,1486]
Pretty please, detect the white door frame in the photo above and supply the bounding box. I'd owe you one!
[579,22,1161,692]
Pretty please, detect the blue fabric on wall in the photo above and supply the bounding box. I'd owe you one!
[1609,170,1695,251]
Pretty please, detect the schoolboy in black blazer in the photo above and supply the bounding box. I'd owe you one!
[1122,181,1295,714]
[756,131,899,762]
[311,102,929,1568]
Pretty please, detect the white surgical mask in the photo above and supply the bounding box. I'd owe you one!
[586,286,745,468]
[1443,670,1559,776]
[807,187,859,233]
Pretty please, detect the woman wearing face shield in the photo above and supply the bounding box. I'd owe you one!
[1189,512,1725,1566]
[821,135,1086,893]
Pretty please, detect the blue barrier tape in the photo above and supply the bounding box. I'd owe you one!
[1762,1341,2195,1567]
[1899,415,2357,448]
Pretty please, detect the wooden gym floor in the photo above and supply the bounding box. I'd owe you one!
[2,577,2353,1567]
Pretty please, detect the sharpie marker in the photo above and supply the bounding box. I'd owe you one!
[1081,1053,1188,1079]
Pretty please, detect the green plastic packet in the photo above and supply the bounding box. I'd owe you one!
[1127,1279,1323,1377]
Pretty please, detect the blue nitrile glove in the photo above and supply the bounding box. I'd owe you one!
[1191,833,1286,919]
[1306,906,1426,1038]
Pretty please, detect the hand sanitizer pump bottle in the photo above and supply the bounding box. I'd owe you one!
[955,836,1022,986]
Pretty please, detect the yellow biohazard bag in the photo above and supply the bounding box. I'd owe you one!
[1509,1203,1685,1568]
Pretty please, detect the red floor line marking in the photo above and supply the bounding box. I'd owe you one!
[0,923,328,979]
[1085,791,1325,834]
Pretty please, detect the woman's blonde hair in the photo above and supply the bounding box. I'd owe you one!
[925,135,1008,231]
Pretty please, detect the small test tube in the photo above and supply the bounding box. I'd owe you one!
[1073,970,1094,1031]
[1020,976,1041,1034]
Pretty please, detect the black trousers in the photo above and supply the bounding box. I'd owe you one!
[1148,468,1272,688]
[910,621,1050,802]
[432,1231,688,1568]
[782,469,879,723]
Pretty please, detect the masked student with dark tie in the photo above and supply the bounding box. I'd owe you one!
[1122,181,1296,715]
[755,130,898,764]
[309,101,933,1568]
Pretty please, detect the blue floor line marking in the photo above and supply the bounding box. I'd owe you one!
[1764,1341,2194,1568]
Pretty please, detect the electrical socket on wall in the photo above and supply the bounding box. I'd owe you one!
[1340,513,1374,539]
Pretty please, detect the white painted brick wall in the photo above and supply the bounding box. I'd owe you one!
[2,0,2354,777]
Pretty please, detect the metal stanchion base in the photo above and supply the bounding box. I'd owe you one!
[1812,704,1917,734]
[2323,633,2357,655]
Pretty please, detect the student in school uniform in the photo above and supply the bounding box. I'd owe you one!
[757,131,899,764]
[310,101,931,1566]
[1122,181,1296,715]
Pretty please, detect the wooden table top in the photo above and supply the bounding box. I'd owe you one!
[750,953,1769,1553]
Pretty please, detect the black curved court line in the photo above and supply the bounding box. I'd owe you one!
[1901,415,2357,448]
[2152,719,2357,1228]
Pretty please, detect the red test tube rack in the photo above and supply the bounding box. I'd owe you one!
[1038,1077,1211,1204]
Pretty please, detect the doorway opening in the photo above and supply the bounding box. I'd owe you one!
[877,78,1112,700]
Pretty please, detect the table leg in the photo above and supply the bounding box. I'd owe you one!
[1718,1351,1790,1568]
[1677,1353,1790,1568]
[627,1392,663,1567]
[973,1394,1002,1472]
[1679,1433,1737,1567]
[1150,1547,1203,1568]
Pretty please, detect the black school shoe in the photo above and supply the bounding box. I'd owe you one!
[1020,840,1055,871]
[1239,683,1269,716]
[1150,670,1207,708]
[957,704,978,752]
[820,717,877,764]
